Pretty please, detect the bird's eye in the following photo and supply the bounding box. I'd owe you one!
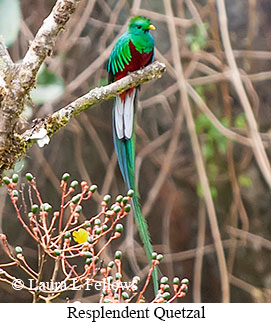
[137,25,141,29]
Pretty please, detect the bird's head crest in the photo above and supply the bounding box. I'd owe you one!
[128,16,155,33]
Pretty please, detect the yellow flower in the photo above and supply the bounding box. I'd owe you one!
[73,228,89,244]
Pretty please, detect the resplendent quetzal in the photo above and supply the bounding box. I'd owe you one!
[108,16,158,292]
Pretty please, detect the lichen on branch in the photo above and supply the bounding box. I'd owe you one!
[21,60,166,152]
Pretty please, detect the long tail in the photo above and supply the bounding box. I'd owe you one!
[112,89,158,293]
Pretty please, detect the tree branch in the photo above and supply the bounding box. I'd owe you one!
[0,0,166,179]
[2,61,166,177]
[0,39,14,87]
[18,0,81,91]
[0,0,81,175]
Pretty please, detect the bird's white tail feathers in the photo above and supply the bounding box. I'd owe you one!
[114,89,136,140]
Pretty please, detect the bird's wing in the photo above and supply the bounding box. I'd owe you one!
[108,32,132,82]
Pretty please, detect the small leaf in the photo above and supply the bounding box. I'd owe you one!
[202,143,214,160]
[195,113,210,133]
[210,186,218,199]
[99,77,108,87]
[221,117,230,128]
[238,174,252,188]
[208,163,219,181]
[73,228,89,244]
[234,114,247,129]
[217,137,227,154]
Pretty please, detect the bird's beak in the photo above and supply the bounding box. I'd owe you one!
[149,24,156,30]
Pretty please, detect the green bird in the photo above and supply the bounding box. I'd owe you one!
[108,16,158,292]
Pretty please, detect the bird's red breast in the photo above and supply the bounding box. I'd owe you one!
[115,40,153,101]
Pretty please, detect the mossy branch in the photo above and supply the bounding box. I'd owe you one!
[0,61,165,178]
[21,61,166,150]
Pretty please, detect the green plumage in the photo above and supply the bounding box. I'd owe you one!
[108,35,132,75]
[109,16,158,294]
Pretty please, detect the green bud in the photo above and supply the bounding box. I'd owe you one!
[85,258,92,265]
[107,276,113,283]
[12,174,19,183]
[72,194,81,204]
[41,203,52,212]
[115,195,123,203]
[115,223,123,233]
[156,254,163,262]
[107,261,114,268]
[25,173,33,181]
[133,276,140,283]
[127,189,134,197]
[152,252,158,260]
[87,236,94,244]
[113,205,121,214]
[12,190,19,197]
[183,286,189,294]
[102,224,108,231]
[173,277,180,285]
[94,219,101,226]
[84,251,92,258]
[114,293,119,299]
[160,276,169,284]
[75,205,82,213]
[103,194,111,203]
[103,299,112,303]
[64,232,71,239]
[164,284,170,292]
[85,222,91,228]
[31,204,39,213]
[90,184,97,193]
[122,196,129,205]
[124,204,131,212]
[96,227,102,235]
[15,246,22,254]
[162,292,170,300]
[105,211,112,218]
[2,176,11,185]
[54,249,61,256]
[70,180,79,189]
[62,173,70,182]
[114,250,122,259]
[94,256,99,264]
[181,278,189,285]
[122,292,129,300]
[28,212,33,218]
[115,272,122,280]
